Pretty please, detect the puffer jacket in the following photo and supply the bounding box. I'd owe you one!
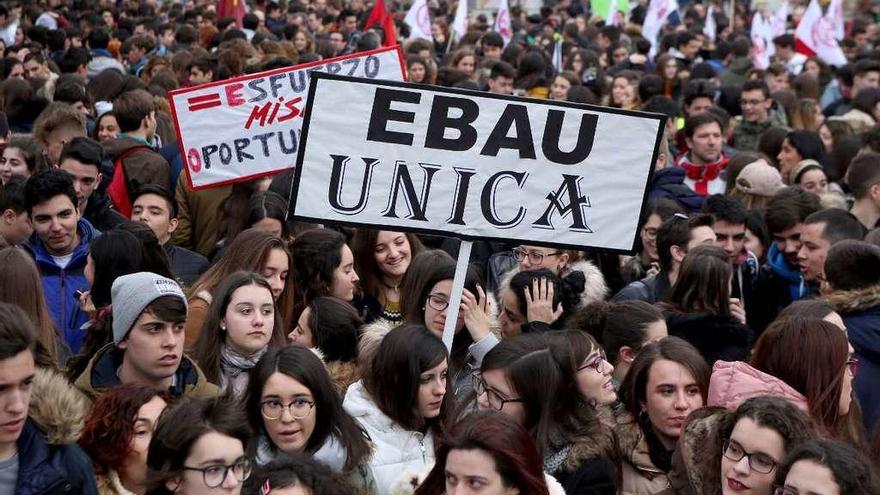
[707,361,809,412]
[825,285,880,433]
[18,367,97,495]
[660,407,727,495]
[28,218,100,354]
[343,380,435,495]
[615,411,671,495]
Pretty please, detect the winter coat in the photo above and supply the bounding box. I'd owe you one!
[661,407,727,495]
[647,168,705,213]
[719,57,752,88]
[826,285,880,433]
[343,380,436,495]
[171,175,233,257]
[18,367,97,495]
[663,311,753,366]
[87,50,125,79]
[547,420,618,495]
[164,243,210,289]
[184,291,211,350]
[498,259,608,311]
[95,471,136,495]
[83,192,128,233]
[707,361,809,412]
[834,108,876,134]
[615,411,671,495]
[73,343,219,401]
[731,120,772,152]
[750,244,816,333]
[102,137,171,202]
[613,272,672,304]
[255,432,378,495]
[326,359,360,396]
[28,218,100,354]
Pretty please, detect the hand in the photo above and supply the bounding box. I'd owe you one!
[461,285,491,341]
[525,278,563,324]
[78,290,95,314]
[729,298,747,325]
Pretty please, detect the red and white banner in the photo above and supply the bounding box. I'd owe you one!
[644,0,678,56]
[169,46,406,190]
[795,0,847,66]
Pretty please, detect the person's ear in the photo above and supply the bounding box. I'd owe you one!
[117,339,128,350]
[619,345,636,364]
[870,183,880,202]
[2,208,16,225]
[671,244,686,264]
[557,252,569,270]
[165,478,181,493]
[167,217,179,234]
[95,173,103,187]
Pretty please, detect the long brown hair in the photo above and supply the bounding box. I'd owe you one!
[0,246,59,367]
[191,271,287,385]
[350,229,423,301]
[750,317,856,444]
[667,244,732,315]
[189,228,292,327]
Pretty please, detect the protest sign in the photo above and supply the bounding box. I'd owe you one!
[290,73,664,254]
[168,46,406,190]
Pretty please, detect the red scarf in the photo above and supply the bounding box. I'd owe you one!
[676,153,729,196]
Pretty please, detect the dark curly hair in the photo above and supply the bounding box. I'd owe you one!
[244,453,357,495]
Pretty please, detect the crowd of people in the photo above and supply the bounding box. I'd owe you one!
[2,0,880,494]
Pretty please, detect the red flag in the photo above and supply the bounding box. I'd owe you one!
[218,0,246,28]
[364,0,397,46]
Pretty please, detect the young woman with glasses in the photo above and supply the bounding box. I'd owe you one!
[616,337,710,494]
[773,439,880,495]
[504,243,607,308]
[244,345,375,493]
[476,333,617,494]
[145,397,252,495]
[343,324,452,494]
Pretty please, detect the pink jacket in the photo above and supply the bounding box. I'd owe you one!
[707,361,809,412]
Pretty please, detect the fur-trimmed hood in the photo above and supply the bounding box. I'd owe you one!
[28,367,90,445]
[557,407,617,474]
[326,359,360,396]
[825,284,880,314]
[499,259,608,309]
[665,407,727,495]
[615,410,664,476]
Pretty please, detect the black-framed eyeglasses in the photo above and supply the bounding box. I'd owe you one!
[260,397,315,420]
[183,458,252,488]
[722,440,777,474]
[512,247,562,265]
[426,293,450,312]
[472,372,523,411]
[577,349,608,374]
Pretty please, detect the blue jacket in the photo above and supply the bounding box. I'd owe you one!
[16,419,97,495]
[29,219,99,354]
[647,167,705,213]
[827,286,880,434]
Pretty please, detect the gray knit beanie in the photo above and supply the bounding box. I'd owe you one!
[111,272,187,344]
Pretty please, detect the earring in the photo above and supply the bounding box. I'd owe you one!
[220,324,226,331]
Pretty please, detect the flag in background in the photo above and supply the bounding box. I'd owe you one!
[364,0,397,46]
[451,0,468,42]
[826,0,844,40]
[493,0,512,45]
[643,0,679,57]
[795,0,847,66]
[404,0,432,40]
[591,0,630,26]
[751,11,775,69]
[552,38,563,73]
[217,0,246,28]
[703,5,716,42]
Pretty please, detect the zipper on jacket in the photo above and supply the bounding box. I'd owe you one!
[417,433,426,463]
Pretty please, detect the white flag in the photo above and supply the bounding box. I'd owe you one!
[772,2,789,37]
[703,5,716,42]
[643,0,678,56]
[552,38,563,73]
[404,0,432,40]
[493,0,512,45]
[826,0,844,40]
[750,12,775,70]
[607,0,619,26]
[795,0,847,66]
[451,0,468,42]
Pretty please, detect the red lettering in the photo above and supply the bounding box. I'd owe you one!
[245,102,272,129]
[277,97,303,123]
[187,148,202,173]
[267,100,282,125]
[225,83,245,106]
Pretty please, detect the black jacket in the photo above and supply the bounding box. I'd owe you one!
[16,419,97,495]
[664,311,753,366]
[83,192,128,233]
[613,272,672,304]
[164,243,210,288]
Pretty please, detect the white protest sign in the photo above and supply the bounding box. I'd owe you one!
[169,46,406,190]
[291,74,664,254]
